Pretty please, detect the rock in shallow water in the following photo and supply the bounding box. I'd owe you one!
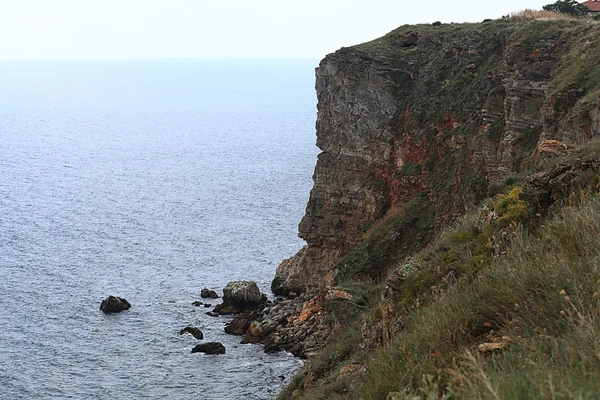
[100,296,131,314]
[201,288,219,299]
[179,327,204,340]
[213,304,240,315]
[222,281,264,309]
[191,342,226,355]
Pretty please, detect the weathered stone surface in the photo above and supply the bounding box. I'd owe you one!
[273,23,600,295]
[326,298,369,329]
[243,321,265,344]
[221,290,330,358]
[520,156,600,213]
[222,281,263,308]
[213,304,240,315]
[179,327,204,340]
[224,314,251,335]
[100,296,131,314]
[200,288,219,299]
[191,342,226,355]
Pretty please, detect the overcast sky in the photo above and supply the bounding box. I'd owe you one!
[0,0,557,59]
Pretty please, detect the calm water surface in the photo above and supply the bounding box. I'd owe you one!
[0,59,319,399]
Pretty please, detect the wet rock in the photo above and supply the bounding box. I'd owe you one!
[179,327,204,340]
[261,319,279,336]
[225,314,251,335]
[248,321,264,337]
[242,321,265,344]
[100,296,131,314]
[213,304,240,315]
[201,288,219,299]
[205,311,219,317]
[222,281,263,309]
[203,304,211,308]
[191,342,226,355]
[192,301,204,306]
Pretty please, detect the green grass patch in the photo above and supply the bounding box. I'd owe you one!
[356,194,600,399]
[337,280,385,307]
[333,195,435,283]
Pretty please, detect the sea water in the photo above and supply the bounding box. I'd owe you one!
[0,58,319,399]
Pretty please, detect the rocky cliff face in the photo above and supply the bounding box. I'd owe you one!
[273,20,600,295]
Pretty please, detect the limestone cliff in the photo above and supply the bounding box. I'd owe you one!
[273,19,600,295]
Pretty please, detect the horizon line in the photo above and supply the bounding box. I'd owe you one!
[0,55,325,61]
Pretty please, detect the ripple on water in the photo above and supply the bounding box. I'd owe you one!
[0,59,316,399]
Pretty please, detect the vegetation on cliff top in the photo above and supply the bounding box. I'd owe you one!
[355,13,600,123]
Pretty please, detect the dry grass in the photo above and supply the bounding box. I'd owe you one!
[509,9,575,21]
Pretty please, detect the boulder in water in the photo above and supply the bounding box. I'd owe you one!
[201,288,219,299]
[222,281,263,309]
[179,327,204,340]
[100,296,131,314]
[191,342,226,355]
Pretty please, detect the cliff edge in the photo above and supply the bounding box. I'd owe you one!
[273,18,600,295]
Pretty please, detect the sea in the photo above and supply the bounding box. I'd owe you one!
[0,58,319,399]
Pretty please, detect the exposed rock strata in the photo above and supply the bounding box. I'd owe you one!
[274,22,600,294]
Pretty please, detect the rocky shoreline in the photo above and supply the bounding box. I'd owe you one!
[185,280,368,359]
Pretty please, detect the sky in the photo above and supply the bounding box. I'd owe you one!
[0,0,558,59]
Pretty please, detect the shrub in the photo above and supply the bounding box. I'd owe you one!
[493,186,529,227]
[542,0,589,16]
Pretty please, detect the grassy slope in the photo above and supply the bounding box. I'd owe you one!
[281,138,600,400]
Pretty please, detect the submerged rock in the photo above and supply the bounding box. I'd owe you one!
[179,327,204,340]
[222,281,264,309]
[201,288,219,299]
[191,342,226,355]
[100,296,131,314]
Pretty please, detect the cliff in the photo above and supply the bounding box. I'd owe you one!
[273,18,600,295]
[270,15,600,400]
